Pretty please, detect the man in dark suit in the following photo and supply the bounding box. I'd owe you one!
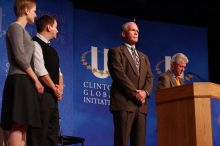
[107,21,153,146]
[156,53,189,89]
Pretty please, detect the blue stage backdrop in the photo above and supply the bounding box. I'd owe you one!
[1,1,220,146]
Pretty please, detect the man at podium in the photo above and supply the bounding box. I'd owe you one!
[156,53,189,89]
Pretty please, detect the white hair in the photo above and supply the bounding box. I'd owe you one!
[121,22,136,32]
[171,53,189,64]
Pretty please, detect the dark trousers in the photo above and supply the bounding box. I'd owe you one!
[113,110,146,146]
[27,92,59,146]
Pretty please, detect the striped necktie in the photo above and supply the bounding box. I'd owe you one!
[130,47,140,71]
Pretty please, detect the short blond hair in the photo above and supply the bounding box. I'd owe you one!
[13,0,36,17]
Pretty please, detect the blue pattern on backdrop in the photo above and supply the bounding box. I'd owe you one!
[0,0,11,113]
[211,98,220,146]
[1,1,220,146]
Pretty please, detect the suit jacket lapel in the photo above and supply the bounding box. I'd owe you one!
[168,70,185,86]
[167,71,178,87]
[121,45,139,76]
[137,51,145,80]
[180,78,184,85]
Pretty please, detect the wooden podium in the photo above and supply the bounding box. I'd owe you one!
[155,82,220,146]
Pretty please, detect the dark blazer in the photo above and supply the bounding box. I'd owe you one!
[156,70,184,90]
[107,44,153,113]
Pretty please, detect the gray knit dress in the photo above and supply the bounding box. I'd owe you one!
[1,23,41,130]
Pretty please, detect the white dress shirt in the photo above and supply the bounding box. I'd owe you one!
[124,43,139,57]
[33,33,62,77]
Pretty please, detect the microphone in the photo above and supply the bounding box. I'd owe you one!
[187,71,207,82]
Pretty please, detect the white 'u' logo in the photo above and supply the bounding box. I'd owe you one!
[91,46,109,79]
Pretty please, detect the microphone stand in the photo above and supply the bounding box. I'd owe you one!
[188,71,207,82]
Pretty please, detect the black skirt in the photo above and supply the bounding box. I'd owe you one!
[1,74,41,130]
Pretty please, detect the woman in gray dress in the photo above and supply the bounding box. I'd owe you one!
[1,0,43,146]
